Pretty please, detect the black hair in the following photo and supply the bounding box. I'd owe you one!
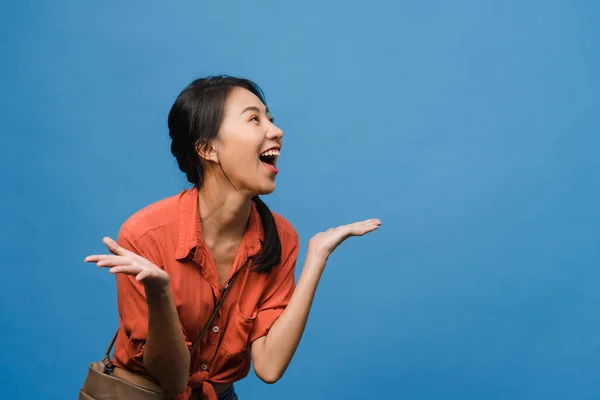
[168,75,281,273]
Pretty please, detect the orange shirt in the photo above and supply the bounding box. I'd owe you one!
[112,187,299,399]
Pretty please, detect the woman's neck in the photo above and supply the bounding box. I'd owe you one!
[197,181,252,247]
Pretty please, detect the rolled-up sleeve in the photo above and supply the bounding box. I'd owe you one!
[115,224,192,370]
[115,225,153,369]
[249,232,299,343]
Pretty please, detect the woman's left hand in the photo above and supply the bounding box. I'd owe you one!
[307,218,381,261]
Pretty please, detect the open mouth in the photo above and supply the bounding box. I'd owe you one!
[259,149,280,169]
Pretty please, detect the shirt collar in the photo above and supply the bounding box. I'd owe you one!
[175,187,264,262]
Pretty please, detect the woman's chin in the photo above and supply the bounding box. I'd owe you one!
[256,181,277,196]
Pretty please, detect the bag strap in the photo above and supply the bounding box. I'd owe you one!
[104,268,243,360]
[190,277,235,354]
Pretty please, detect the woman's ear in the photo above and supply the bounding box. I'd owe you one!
[196,140,219,164]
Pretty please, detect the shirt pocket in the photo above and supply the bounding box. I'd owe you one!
[210,303,256,379]
[219,303,256,359]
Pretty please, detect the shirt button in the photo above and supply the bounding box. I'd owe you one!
[212,326,219,333]
[201,364,208,371]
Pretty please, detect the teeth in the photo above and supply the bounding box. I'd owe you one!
[260,149,280,157]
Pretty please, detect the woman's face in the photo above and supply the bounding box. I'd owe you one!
[207,86,284,197]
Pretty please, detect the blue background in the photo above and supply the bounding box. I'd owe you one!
[1,1,599,399]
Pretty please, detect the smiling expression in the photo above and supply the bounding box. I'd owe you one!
[201,87,285,197]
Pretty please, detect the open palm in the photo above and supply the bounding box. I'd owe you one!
[308,218,381,258]
[85,237,170,290]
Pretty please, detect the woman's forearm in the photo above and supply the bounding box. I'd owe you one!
[143,285,190,396]
[253,251,326,383]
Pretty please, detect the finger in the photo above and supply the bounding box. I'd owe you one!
[86,254,129,262]
[338,218,380,230]
[108,265,145,275]
[102,237,128,256]
[359,219,381,228]
[335,220,368,234]
[346,220,381,236]
[354,218,381,228]
[357,220,381,231]
[85,255,131,266]
[135,270,151,282]
[85,255,109,262]
[96,256,133,268]
[355,218,381,226]
[103,237,151,264]
[359,224,380,235]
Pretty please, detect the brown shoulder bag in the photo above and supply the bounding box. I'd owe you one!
[78,278,236,400]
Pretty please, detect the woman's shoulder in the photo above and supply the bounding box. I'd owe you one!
[271,211,299,245]
[119,189,190,239]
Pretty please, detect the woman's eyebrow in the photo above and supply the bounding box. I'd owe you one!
[239,105,270,116]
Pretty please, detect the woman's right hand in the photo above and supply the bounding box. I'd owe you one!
[85,237,170,292]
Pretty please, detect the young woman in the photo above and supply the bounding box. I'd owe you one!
[85,76,381,400]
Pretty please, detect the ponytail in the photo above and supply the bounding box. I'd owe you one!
[251,196,281,273]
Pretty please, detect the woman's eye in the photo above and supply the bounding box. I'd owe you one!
[250,116,259,123]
